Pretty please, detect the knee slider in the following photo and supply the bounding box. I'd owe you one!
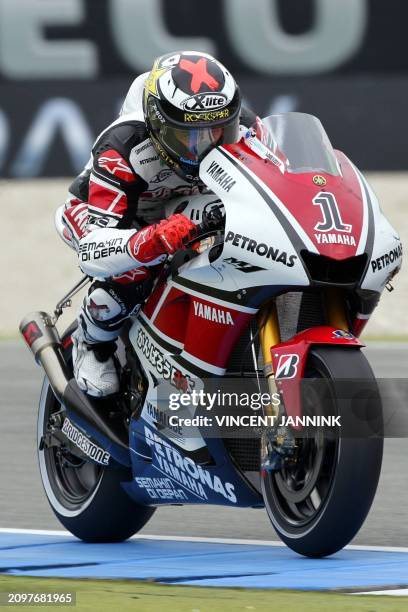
[84,286,127,329]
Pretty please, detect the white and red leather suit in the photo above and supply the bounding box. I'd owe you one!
[55,72,256,343]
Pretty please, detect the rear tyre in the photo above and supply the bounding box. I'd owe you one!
[37,326,155,542]
[262,346,383,557]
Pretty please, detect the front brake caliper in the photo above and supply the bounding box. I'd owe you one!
[261,426,297,472]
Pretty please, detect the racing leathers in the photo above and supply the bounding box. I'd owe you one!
[56,72,256,396]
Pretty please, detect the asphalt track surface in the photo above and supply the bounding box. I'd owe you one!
[1,341,408,547]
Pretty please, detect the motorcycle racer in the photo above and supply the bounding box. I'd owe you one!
[55,51,256,397]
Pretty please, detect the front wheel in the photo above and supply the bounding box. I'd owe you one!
[262,346,383,557]
[37,330,155,542]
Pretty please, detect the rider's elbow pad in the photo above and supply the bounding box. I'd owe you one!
[77,228,165,278]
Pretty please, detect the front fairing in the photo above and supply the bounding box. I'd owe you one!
[171,146,310,304]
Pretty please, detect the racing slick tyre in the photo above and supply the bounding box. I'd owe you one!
[262,346,383,558]
[37,325,155,542]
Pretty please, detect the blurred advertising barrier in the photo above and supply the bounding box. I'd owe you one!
[1,76,408,178]
[0,0,406,79]
[1,175,407,338]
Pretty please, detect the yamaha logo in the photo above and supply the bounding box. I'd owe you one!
[313,175,327,187]
[193,301,234,325]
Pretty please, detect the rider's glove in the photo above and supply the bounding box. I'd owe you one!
[129,214,197,264]
[154,214,197,255]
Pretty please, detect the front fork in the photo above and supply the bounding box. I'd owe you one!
[257,289,349,382]
[257,290,349,470]
[257,302,281,418]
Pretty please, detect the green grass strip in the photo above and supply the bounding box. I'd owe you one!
[0,576,407,611]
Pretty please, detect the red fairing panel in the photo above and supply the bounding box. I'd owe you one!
[227,144,365,260]
[142,281,168,320]
[352,315,370,337]
[183,297,253,369]
[153,287,191,345]
[271,327,363,428]
[149,286,254,369]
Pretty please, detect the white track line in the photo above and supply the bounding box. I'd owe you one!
[0,528,72,537]
[351,590,408,597]
[1,528,408,553]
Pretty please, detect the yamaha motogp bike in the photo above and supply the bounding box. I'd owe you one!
[20,113,402,557]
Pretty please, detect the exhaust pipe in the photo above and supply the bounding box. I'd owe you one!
[19,312,129,455]
[20,312,70,398]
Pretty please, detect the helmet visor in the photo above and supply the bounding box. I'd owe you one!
[157,122,239,167]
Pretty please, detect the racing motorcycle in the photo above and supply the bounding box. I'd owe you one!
[20,113,402,558]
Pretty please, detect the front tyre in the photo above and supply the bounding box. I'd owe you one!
[37,333,154,542]
[262,346,383,557]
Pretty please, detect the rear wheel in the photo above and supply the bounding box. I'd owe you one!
[37,327,155,542]
[262,346,383,557]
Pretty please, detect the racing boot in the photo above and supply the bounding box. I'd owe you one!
[71,324,120,398]
[72,278,147,397]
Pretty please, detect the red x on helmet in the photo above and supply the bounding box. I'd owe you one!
[143,51,241,181]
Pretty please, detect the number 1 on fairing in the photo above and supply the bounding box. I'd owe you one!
[313,192,352,233]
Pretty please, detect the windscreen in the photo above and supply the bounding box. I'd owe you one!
[260,113,341,176]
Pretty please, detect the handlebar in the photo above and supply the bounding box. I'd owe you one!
[185,203,225,247]
[184,224,222,248]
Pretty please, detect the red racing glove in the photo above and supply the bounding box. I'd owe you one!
[154,214,197,255]
[129,214,197,264]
